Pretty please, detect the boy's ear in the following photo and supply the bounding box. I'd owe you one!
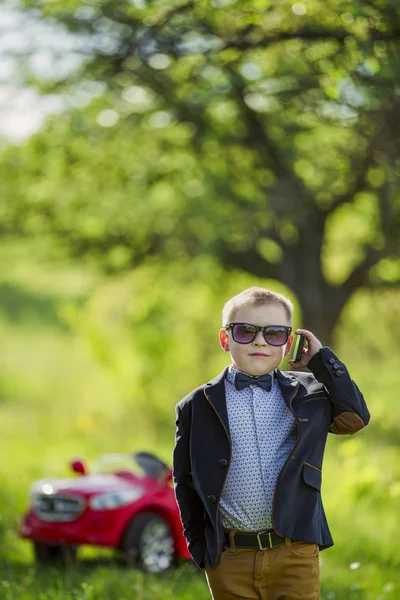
[284,334,294,356]
[219,329,230,352]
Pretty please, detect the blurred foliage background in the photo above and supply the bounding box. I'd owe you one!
[0,0,400,598]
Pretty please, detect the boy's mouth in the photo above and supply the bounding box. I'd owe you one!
[249,352,270,357]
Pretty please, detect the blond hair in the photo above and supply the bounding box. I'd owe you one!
[222,286,293,326]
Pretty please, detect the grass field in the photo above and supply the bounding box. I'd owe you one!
[0,245,399,599]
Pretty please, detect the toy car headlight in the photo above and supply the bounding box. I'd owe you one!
[30,482,54,500]
[89,488,144,510]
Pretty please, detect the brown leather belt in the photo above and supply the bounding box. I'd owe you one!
[224,530,285,550]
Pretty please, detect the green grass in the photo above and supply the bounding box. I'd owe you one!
[0,245,399,599]
[0,561,210,600]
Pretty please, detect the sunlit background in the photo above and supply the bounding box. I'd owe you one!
[1,0,400,598]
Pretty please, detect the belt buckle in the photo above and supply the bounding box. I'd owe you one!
[256,530,273,550]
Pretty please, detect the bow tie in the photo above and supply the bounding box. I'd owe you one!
[234,372,273,392]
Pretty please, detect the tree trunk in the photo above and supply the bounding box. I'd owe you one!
[281,241,354,349]
[294,283,343,349]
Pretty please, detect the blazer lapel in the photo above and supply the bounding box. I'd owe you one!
[203,368,300,433]
[203,367,231,438]
[276,370,300,414]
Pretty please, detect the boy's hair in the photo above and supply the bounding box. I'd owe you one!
[222,287,293,326]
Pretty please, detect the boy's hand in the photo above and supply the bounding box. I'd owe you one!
[288,329,323,369]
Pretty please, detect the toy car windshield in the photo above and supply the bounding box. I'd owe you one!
[93,452,170,481]
[134,452,170,480]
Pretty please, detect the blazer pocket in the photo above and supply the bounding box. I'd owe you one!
[302,463,322,491]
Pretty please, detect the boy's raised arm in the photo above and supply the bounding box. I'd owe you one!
[308,347,370,435]
[289,329,370,435]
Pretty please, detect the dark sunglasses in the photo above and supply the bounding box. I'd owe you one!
[225,323,292,346]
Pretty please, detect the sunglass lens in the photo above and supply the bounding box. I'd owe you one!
[232,324,257,344]
[264,327,289,346]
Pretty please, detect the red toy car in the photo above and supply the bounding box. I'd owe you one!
[20,452,191,572]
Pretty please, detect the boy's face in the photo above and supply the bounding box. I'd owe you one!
[219,303,293,376]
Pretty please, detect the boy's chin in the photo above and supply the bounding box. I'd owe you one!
[234,363,276,377]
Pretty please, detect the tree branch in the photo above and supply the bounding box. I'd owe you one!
[326,132,379,215]
[223,25,400,53]
[341,183,400,293]
[219,246,282,281]
[367,279,400,289]
[342,241,400,294]
[223,65,296,182]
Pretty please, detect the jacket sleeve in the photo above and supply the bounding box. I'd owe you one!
[172,402,206,568]
[308,347,370,435]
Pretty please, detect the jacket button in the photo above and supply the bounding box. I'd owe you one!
[219,459,228,468]
[336,370,344,377]
[329,358,335,364]
[208,495,217,504]
[333,362,340,369]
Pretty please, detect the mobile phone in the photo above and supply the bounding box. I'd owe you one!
[293,333,306,362]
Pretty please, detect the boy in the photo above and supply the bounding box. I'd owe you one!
[173,287,370,600]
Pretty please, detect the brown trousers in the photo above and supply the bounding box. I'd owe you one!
[205,538,320,600]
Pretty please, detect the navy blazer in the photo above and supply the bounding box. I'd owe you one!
[173,347,370,570]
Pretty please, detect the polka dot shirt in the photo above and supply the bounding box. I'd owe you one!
[219,366,297,532]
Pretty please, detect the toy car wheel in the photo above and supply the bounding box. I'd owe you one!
[122,512,175,573]
[33,541,77,566]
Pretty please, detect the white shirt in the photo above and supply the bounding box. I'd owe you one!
[219,366,297,531]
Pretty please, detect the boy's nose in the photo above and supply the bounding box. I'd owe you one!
[254,330,267,344]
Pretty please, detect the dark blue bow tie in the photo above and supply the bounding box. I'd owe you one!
[234,372,273,392]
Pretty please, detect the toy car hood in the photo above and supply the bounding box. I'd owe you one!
[31,474,138,497]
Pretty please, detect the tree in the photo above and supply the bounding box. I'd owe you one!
[2,0,400,343]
